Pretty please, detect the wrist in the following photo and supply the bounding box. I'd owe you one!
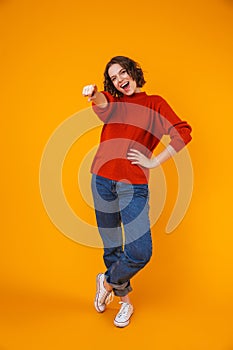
[151,157,160,168]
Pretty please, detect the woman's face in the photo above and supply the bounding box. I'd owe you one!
[108,63,140,96]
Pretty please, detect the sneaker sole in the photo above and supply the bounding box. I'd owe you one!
[114,312,133,328]
[114,319,130,328]
[94,273,105,313]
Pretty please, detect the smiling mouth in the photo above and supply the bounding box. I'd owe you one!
[120,82,130,90]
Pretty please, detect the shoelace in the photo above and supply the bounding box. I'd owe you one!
[100,289,114,305]
[105,291,114,305]
[117,302,131,318]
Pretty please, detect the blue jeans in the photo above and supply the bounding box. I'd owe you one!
[91,175,152,297]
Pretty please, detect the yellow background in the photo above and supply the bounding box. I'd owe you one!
[1,0,233,349]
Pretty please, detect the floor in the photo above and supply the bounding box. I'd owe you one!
[1,285,232,350]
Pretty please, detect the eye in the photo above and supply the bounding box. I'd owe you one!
[121,69,127,74]
[111,77,116,82]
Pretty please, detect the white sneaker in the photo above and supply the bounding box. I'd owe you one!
[114,302,134,328]
[94,273,114,313]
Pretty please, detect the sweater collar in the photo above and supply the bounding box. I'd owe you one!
[121,91,147,101]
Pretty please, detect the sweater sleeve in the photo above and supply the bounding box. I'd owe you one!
[158,97,192,152]
[92,91,117,123]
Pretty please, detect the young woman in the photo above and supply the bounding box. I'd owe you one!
[82,56,192,328]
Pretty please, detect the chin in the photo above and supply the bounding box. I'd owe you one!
[124,89,135,96]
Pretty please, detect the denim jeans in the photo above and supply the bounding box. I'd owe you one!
[91,174,152,297]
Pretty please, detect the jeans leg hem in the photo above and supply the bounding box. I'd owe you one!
[113,286,133,297]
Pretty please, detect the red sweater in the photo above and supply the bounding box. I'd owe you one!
[91,91,192,184]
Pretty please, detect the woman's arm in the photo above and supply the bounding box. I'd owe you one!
[127,145,176,169]
[82,84,108,108]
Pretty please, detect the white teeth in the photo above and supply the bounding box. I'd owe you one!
[121,82,128,88]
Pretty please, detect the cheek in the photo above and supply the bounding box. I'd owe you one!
[113,81,118,89]
[131,79,137,87]
[127,76,135,85]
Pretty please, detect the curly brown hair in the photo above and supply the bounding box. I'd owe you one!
[103,56,146,97]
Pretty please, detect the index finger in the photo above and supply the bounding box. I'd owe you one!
[129,149,141,154]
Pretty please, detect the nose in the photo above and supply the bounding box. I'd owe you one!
[117,75,123,84]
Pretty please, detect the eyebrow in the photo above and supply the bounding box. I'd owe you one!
[110,68,126,80]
